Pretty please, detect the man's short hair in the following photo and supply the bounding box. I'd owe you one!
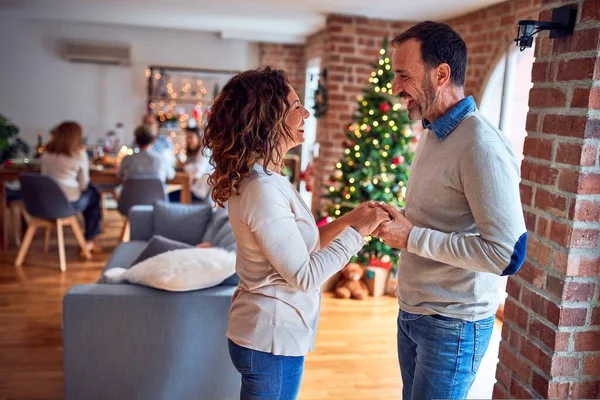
[134,125,155,147]
[392,21,467,87]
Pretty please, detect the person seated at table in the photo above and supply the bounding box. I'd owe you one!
[169,127,212,203]
[119,125,175,183]
[40,121,102,254]
[141,113,175,167]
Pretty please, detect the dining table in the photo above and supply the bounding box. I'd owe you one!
[0,165,192,249]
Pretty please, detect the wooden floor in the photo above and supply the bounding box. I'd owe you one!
[0,211,121,400]
[301,296,402,400]
[0,210,402,399]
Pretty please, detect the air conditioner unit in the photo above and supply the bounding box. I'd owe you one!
[62,39,131,66]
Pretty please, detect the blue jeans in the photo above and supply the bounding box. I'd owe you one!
[228,340,304,400]
[70,186,102,241]
[397,310,495,400]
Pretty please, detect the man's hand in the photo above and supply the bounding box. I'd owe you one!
[345,202,391,237]
[371,203,413,250]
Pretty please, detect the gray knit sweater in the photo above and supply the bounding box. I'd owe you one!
[397,96,527,321]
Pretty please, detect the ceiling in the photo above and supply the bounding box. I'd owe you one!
[0,0,506,43]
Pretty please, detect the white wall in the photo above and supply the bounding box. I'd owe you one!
[0,17,259,148]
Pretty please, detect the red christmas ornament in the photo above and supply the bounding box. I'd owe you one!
[392,156,405,165]
[192,107,201,120]
[379,102,391,113]
[365,125,371,133]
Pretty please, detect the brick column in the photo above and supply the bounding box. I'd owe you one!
[494,1,600,398]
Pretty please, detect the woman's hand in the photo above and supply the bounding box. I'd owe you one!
[346,202,391,236]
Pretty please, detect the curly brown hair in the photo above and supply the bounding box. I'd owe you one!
[203,67,293,207]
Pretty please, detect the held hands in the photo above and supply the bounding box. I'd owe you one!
[368,202,413,250]
[346,202,392,237]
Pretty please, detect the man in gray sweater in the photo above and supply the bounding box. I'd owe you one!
[374,21,527,399]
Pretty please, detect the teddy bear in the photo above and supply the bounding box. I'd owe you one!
[335,263,369,300]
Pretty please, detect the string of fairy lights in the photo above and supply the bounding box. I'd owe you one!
[145,68,208,131]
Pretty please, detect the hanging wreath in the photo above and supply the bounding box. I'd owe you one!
[313,68,328,119]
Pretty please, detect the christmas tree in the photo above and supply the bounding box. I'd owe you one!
[322,38,416,268]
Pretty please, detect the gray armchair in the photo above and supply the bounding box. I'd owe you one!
[63,203,240,400]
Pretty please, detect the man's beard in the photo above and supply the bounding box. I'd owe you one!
[408,77,437,121]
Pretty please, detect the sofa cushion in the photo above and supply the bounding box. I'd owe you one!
[212,224,236,253]
[201,208,229,243]
[202,208,236,252]
[131,235,193,266]
[96,241,147,283]
[153,201,212,245]
[104,247,236,292]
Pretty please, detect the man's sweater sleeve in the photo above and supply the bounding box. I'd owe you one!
[407,141,527,276]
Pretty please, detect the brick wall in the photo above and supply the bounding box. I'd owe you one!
[258,43,306,101]
[445,0,543,104]
[493,0,600,398]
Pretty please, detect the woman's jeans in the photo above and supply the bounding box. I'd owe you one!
[397,310,495,400]
[70,186,102,241]
[228,339,304,400]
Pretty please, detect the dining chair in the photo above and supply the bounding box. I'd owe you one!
[117,177,166,242]
[15,173,90,271]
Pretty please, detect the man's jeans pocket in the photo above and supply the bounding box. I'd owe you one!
[472,316,495,373]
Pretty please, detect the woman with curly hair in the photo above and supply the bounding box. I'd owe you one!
[203,67,390,399]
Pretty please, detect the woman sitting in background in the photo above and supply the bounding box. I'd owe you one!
[169,127,212,203]
[41,121,102,253]
[118,125,175,183]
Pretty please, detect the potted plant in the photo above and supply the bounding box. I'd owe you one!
[0,114,29,164]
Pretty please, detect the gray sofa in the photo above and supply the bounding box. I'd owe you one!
[63,204,241,400]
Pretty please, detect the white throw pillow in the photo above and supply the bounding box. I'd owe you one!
[104,247,236,292]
